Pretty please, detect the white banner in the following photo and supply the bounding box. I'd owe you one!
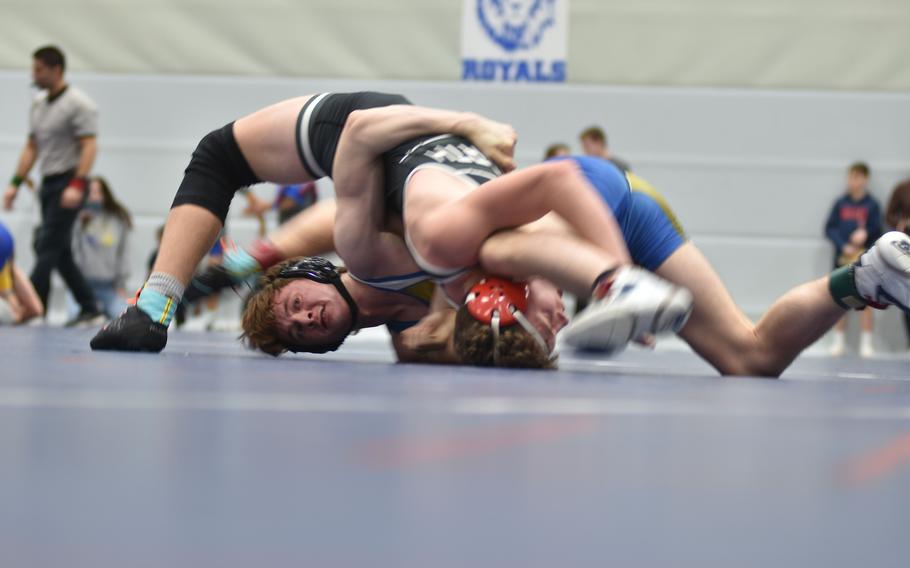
[461,0,568,83]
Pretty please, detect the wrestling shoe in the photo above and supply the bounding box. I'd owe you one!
[561,266,693,353]
[90,306,168,352]
[852,231,910,313]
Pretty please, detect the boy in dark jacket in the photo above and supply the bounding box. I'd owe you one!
[825,162,882,357]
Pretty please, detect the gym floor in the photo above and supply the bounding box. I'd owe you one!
[2,327,909,567]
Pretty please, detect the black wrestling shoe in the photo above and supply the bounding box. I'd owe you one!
[90,306,168,352]
[183,265,240,305]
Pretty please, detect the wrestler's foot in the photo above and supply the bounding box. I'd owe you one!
[90,306,167,352]
[562,266,693,353]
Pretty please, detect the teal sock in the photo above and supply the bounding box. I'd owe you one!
[223,248,261,280]
[137,272,185,326]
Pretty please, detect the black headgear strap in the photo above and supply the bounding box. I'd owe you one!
[277,257,359,354]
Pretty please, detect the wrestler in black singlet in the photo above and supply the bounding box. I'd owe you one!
[295,92,411,179]
[382,134,503,215]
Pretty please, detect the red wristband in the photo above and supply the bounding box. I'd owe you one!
[67,177,88,192]
[248,239,284,269]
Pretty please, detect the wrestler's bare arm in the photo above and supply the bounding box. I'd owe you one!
[391,311,459,364]
[332,134,421,279]
[406,160,632,276]
[339,105,517,172]
[331,105,517,278]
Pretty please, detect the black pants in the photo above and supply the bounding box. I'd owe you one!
[30,171,97,314]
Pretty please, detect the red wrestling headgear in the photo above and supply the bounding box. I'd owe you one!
[464,277,554,366]
[465,277,528,326]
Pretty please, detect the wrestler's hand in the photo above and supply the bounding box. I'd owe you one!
[60,185,84,209]
[399,309,456,352]
[842,243,859,260]
[460,114,517,173]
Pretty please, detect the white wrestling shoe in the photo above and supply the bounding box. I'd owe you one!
[853,231,910,313]
[561,266,693,353]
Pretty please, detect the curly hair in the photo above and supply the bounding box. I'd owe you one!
[240,261,298,356]
[453,305,555,369]
[241,259,355,356]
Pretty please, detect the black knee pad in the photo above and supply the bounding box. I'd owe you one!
[171,122,261,224]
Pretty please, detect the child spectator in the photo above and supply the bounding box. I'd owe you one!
[69,176,131,322]
[824,162,882,357]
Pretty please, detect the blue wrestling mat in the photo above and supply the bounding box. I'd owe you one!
[2,327,909,567]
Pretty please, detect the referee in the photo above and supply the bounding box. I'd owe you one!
[3,45,102,325]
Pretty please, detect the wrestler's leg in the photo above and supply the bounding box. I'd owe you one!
[92,97,317,352]
[655,243,844,377]
[154,96,319,284]
[406,160,631,272]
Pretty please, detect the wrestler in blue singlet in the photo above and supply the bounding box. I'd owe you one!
[551,155,687,272]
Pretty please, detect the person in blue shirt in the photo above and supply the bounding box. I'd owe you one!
[243,182,319,226]
[0,220,43,324]
[824,162,882,357]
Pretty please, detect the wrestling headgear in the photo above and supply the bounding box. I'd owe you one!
[277,257,359,354]
[464,277,553,366]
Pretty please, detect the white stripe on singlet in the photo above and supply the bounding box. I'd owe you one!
[349,270,430,292]
[297,92,331,179]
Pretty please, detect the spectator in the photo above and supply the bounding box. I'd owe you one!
[69,176,132,321]
[885,178,910,346]
[0,219,43,324]
[244,182,319,226]
[543,143,570,161]
[579,125,631,172]
[3,45,102,325]
[824,162,882,357]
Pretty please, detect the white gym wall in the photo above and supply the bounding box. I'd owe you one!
[1,0,908,90]
[1,1,908,349]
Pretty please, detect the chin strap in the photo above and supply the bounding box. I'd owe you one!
[490,306,555,366]
[491,311,502,367]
